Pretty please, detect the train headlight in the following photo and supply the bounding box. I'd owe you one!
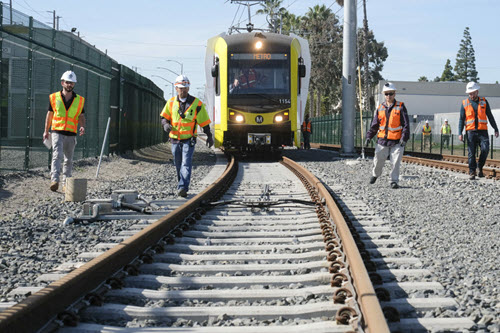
[229,111,245,123]
[273,111,289,123]
[255,41,263,49]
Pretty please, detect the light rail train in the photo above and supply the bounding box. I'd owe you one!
[205,32,310,152]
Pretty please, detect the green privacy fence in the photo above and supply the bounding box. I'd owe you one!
[0,2,165,172]
[310,113,499,159]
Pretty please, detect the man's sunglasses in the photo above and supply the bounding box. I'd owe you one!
[384,92,394,96]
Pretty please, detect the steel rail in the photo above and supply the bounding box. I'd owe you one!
[311,143,499,179]
[281,157,389,333]
[0,156,237,333]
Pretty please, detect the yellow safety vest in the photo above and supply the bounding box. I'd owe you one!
[441,124,451,135]
[422,125,431,135]
[160,96,211,140]
[50,92,85,133]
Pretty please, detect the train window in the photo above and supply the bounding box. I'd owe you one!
[228,53,290,96]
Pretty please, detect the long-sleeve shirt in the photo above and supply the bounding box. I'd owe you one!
[366,100,410,147]
[458,97,498,134]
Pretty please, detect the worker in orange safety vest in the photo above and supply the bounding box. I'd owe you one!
[458,82,499,179]
[365,82,410,189]
[43,70,86,192]
[301,114,312,149]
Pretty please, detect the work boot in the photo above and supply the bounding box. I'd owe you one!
[369,176,377,184]
[390,182,399,189]
[469,172,476,180]
[50,181,59,192]
[177,188,187,198]
[478,169,485,178]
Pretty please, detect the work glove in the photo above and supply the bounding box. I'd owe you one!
[364,138,371,147]
[206,135,214,148]
[163,123,172,133]
[399,139,406,147]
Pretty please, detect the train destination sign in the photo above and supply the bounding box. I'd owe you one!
[230,53,288,60]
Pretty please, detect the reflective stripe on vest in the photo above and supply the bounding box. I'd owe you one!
[50,92,85,133]
[302,121,311,133]
[160,97,211,140]
[463,97,488,131]
[377,102,403,140]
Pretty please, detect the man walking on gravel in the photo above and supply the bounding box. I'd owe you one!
[43,71,85,192]
[458,82,499,180]
[365,82,410,189]
[160,75,214,197]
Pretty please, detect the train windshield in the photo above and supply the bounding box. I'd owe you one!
[228,53,290,97]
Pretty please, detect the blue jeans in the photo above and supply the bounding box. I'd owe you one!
[171,139,195,192]
[466,131,490,173]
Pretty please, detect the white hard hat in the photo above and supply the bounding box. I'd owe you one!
[61,70,77,83]
[175,75,190,88]
[425,120,429,123]
[465,82,479,93]
[382,82,396,92]
[444,119,448,122]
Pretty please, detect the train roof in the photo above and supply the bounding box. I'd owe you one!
[222,32,295,53]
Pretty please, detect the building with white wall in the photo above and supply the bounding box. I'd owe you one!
[376,81,500,116]
[376,81,500,139]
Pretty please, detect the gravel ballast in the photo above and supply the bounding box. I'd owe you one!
[283,148,499,333]
[1,146,498,332]
[0,142,216,303]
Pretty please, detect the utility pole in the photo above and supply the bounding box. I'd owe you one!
[47,10,56,29]
[362,0,370,113]
[341,0,356,155]
[9,0,13,25]
[56,16,61,30]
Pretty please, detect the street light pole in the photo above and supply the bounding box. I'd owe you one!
[157,66,180,77]
[152,75,174,99]
[166,60,183,75]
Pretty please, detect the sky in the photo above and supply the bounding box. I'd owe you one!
[13,0,500,99]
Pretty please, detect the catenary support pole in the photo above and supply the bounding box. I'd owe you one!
[341,0,357,155]
[95,117,111,178]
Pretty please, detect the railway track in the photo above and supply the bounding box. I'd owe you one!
[312,143,500,179]
[0,153,475,332]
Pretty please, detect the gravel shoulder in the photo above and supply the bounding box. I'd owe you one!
[284,148,500,332]
[0,142,216,302]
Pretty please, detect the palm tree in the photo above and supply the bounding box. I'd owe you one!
[256,0,286,32]
[281,12,302,34]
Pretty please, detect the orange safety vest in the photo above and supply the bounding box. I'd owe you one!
[49,92,85,133]
[376,102,403,140]
[160,96,211,140]
[302,121,311,133]
[463,97,488,131]
[422,125,431,135]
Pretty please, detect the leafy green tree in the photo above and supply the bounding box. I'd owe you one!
[418,76,429,82]
[301,5,342,115]
[356,28,388,109]
[454,27,479,82]
[440,59,455,81]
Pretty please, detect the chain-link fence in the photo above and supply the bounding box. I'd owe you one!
[0,2,165,172]
[310,112,499,159]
